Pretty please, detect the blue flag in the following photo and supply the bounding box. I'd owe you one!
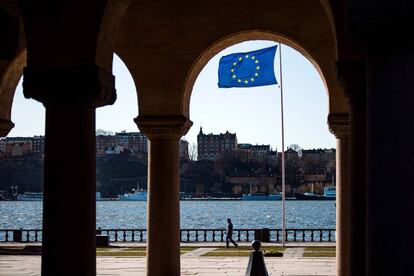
[218,45,277,88]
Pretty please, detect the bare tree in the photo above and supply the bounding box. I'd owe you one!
[288,144,303,157]
[188,142,198,161]
[96,129,114,136]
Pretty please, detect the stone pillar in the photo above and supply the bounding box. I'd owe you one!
[365,52,414,275]
[22,65,115,276]
[0,118,14,137]
[328,113,350,276]
[135,115,192,276]
[345,3,414,274]
[337,61,367,276]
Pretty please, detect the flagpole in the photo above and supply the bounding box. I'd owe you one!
[278,42,286,247]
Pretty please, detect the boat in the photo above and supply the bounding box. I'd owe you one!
[323,186,336,198]
[242,193,282,200]
[17,192,114,201]
[118,189,147,201]
[295,186,336,200]
[118,181,147,201]
[242,181,282,200]
[17,192,43,201]
[118,182,147,201]
[96,192,107,201]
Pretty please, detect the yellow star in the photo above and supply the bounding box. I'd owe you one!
[233,62,237,66]
[252,56,255,59]
[244,80,249,84]
[239,57,243,61]
[255,72,259,76]
[245,54,249,58]
[237,79,241,83]
[232,75,236,78]
[255,60,259,64]
[230,69,234,72]
[251,78,255,81]
[256,66,260,70]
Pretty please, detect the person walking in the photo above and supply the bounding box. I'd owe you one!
[226,218,238,248]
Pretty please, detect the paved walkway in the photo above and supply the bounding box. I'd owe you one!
[283,247,305,258]
[0,255,336,276]
[181,247,217,257]
[0,243,336,275]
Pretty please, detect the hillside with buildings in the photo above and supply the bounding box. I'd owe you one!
[0,129,335,198]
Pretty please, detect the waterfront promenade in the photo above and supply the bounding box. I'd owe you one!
[0,242,336,275]
[0,255,336,275]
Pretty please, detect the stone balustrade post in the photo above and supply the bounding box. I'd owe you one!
[135,115,192,276]
[22,65,115,276]
[328,113,350,276]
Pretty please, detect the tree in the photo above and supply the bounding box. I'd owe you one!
[288,144,303,157]
[96,129,114,136]
[188,142,197,161]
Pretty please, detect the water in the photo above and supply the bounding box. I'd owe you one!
[0,201,335,229]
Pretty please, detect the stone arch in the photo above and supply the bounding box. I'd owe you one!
[0,50,138,137]
[95,0,132,71]
[0,0,133,136]
[183,30,340,117]
[0,49,26,135]
[114,0,348,120]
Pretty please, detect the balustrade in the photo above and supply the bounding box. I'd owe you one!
[0,228,335,243]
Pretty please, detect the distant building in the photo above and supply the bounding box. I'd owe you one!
[237,143,273,162]
[32,136,45,156]
[180,140,189,160]
[97,132,147,156]
[104,145,125,155]
[285,148,299,160]
[0,139,4,156]
[266,150,278,165]
[303,170,328,182]
[301,148,336,173]
[115,131,148,154]
[197,127,237,161]
[277,148,300,164]
[1,137,33,156]
[225,176,277,194]
[96,135,117,156]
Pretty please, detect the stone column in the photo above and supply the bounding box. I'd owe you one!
[135,115,192,276]
[344,3,414,273]
[365,52,414,275]
[337,61,367,276]
[328,113,350,276]
[0,118,14,137]
[22,65,115,276]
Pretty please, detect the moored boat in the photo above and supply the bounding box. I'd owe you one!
[323,186,336,198]
[118,189,147,201]
[295,186,336,200]
[17,192,43,201]
[242,193,282,200]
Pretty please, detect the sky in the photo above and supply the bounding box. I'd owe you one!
[9,40,335,151]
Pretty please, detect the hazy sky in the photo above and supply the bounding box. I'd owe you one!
[9,40,335,150]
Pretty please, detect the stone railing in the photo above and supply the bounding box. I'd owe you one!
[0,228,336,243]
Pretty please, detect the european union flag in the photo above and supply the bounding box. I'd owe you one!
[218,45,277,88]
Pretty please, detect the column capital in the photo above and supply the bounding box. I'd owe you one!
[22,65,116,108]
[0,118,15,137]
[336,61,366,104]
[135,115,193,140]
[328,113,349,139]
